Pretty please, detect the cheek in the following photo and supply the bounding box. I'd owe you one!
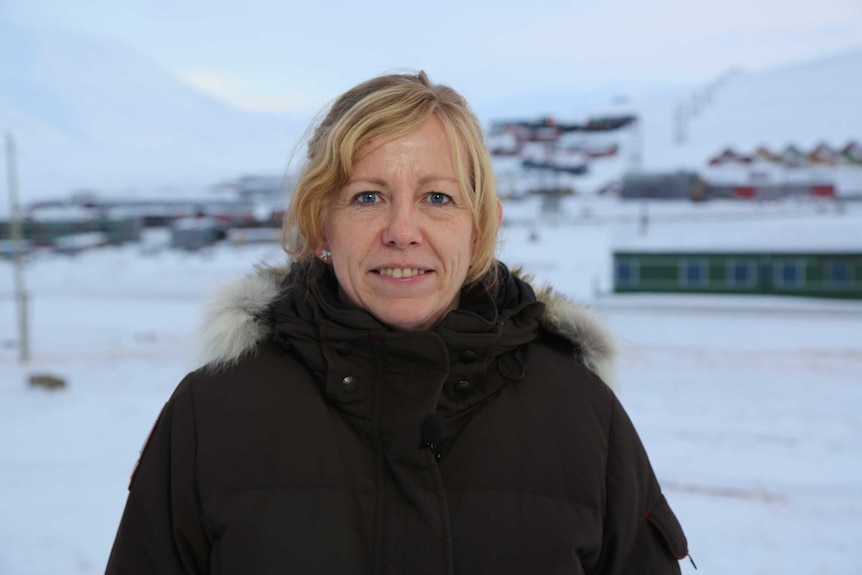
[323,212,351,252]
[451,229,476,273]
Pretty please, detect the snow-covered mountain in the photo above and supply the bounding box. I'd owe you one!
[3,20,861,205]
[0,22,305,204]
[636,47,862,171]
[490,45,862,196]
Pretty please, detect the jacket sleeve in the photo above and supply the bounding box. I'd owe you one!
[105,380,210,574]
[591,394,689,575]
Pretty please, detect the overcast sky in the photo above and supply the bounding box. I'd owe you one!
[4,0,862,118]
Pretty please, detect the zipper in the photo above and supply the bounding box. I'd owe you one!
[426,445,454,575]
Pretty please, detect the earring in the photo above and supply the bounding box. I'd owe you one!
[320,249,332,262]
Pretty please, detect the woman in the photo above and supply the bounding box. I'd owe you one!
[106,71,689,574]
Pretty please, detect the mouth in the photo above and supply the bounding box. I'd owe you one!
[374,267,428,278]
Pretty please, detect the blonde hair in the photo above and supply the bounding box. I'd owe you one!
[282,71,499,286]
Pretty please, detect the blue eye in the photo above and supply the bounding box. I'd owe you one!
[354,192,380,204]
[428,192,452,205]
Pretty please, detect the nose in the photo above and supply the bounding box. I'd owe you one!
[382,200,422,248]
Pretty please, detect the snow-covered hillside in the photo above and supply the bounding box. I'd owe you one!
[637,48,862,170]
[2,22,861,203]
[0,22,304,203]
[491,46,862,196]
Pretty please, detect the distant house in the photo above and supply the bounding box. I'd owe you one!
[170,218,225,251]
[808,143,841,165]
[583,115,637,132]
[780,145,807,167]
[488,114,637,159]
[521,157,587,175]
[841,140,862,165]
[708,148,752,166]
[706,182,837,200]
[620,172,704,200]
[753,146,780,164]
[584,143,619,159]
[0,212,142,247]
[612,227,862,300]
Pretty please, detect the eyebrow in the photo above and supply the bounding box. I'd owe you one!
[346,176,460,187]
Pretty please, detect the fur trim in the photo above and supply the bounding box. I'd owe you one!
[198,264,289,369]
[199,263,617,389]
[535,286,617,389]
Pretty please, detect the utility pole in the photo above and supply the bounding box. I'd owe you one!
[6,132,30,362]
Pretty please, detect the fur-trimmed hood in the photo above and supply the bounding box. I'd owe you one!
[199,262,618,389]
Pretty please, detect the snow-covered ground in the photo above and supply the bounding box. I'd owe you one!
[1,196,860,574]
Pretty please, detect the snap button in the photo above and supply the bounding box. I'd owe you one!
[335,341,353,356]
[460,350,477,363]
[341,375,359,393]
[454,379,474,395]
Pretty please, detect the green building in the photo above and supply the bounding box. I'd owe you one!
[614,251,862,299]
[0,215,142,247]
[612,221,862,300]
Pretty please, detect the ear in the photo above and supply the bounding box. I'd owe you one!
[496,199,503,228]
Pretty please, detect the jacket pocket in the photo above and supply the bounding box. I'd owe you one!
[645,495,688,560]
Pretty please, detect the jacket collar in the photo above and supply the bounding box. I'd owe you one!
[198,260,617,390]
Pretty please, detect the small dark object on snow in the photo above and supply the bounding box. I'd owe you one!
[28,374,67,391]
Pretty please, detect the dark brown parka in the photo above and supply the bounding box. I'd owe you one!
[106,260,688,574]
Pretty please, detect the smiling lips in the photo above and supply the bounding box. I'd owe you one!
[375,267,428,278]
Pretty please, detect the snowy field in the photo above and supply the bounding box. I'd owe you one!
[1,197,861,574]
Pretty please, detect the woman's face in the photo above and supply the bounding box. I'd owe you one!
[319,115,476,331]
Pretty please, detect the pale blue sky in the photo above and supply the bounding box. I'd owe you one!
[4,0,862,117]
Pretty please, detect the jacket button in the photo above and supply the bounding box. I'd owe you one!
[454,379,473,395]
[460,350,477,363]
[341,376,359,393]
[335,341,353,355]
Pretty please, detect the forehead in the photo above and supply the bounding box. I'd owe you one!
[350,115,467,180]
